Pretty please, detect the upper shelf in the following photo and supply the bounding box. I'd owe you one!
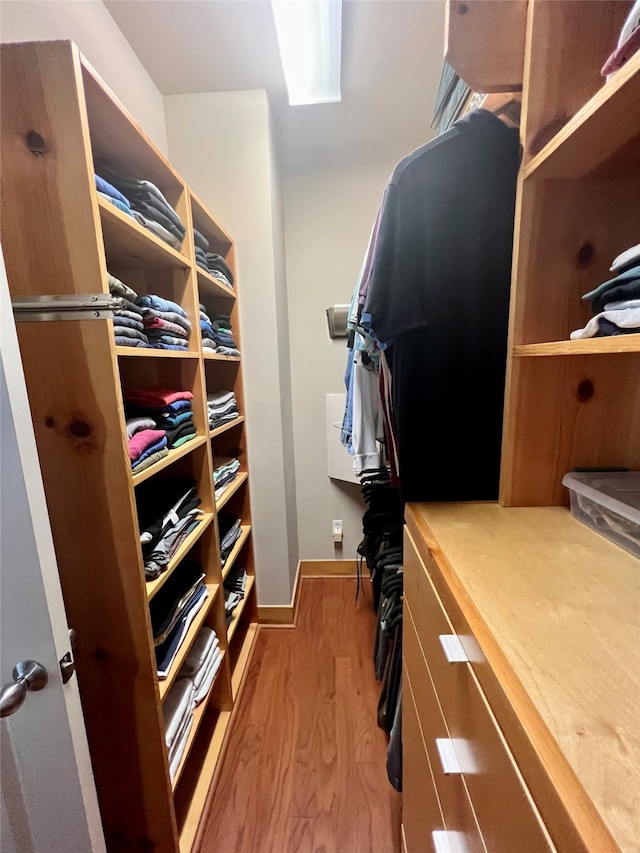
[514,335,640,357]
[98,196,190,269]
[525,52,640,180]
[445,0,526,93]
[197,267,236,302]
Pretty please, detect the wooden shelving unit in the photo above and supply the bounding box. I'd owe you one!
[498,0,640,508]
[1,39,259,852]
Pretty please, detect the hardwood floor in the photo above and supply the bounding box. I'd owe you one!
[199,578,402,853]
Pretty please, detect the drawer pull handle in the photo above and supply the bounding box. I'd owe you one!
[439,634,469,663]
[435,738,477,775]
[432,830,470,853]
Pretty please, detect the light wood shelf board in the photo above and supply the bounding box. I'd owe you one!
[231,621,259,700]
[514,336,640,357]
[221,525,252,582]
[226,576,255,644]
[525,52,640,180]
[116,347,200,359]
[203,351,241,362]
[210,416,245,439]
[171,652,226,791]
[215,471,248,511]
[158,584,219,701]
[146,514,214,601]
[98,195,190,269]
[176,708,232,853]
[196,267,236,302]
[131,436,207,487]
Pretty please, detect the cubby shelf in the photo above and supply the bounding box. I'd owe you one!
[221,525,252,582]
[146,514,215,601]
[215,472,248,511]
[158,584,219,701]
[226,576,255,644]
[231,622,259,700]
[131,437,207,486]
[171,651,226,791]
[196,267,236,301]
[98,195,191,268]
[210,416,245,439]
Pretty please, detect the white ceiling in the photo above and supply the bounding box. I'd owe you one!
[105,0,446,166]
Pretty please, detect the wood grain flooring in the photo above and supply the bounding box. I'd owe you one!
[199,578,402,853]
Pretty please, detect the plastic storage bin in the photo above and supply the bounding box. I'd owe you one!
[562,471,640,558]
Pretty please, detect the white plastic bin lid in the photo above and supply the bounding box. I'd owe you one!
[562,471,640,523]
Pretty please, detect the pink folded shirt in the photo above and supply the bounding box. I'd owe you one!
[125,387,194,407]
[143,317,189,337]
[128,428,166,461]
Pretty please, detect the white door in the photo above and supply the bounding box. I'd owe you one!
[0,246,106,853]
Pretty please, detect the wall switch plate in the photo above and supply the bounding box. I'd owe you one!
[332,520,343,543]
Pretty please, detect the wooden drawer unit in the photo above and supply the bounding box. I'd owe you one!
[404,610,486,853]
[404,529,554,853]
[403,669,447,853]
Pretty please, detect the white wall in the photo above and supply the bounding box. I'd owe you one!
[0,0,167,153]
[283,153,409,559]
[164,90,299,606]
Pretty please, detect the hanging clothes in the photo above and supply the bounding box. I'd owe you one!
[358,109,520,502]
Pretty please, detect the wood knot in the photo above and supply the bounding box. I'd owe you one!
[577,380,594,402]
[576,241,595,268]
[458,2,469,14]
[69,419,91,438]
[44,416,56,428]
[24,130,47,156]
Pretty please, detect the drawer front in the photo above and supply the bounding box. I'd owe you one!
[403,669,446,853]
[404,615,486,853]
[404,529,555,853]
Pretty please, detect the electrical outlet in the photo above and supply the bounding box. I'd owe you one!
[332,519,343,544]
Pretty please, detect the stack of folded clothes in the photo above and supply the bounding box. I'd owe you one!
[95,174,132,217]
[136,294,192,351]
[162,679,194,783]
[125,387,197,465]
[178,627,223,705]
[136,480,203,580]
[107,273,149,348]
[224,565,248,624]
[206,313,241,356]
[193,234,235,291]
[127,419,168,472]
[214,457,241,501]
[572,243,640,339]
[207,390,239,430]
[96,163,186,251]
[151,560,208,678]
[218,512,243,568]
[199,304,218,352]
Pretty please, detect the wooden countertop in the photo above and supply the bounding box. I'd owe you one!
[406,503,640,853]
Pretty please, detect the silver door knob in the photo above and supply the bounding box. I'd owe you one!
[0,660,48,718]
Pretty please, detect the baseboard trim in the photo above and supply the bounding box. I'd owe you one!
[300,559,358,578]
[257,560,302,627]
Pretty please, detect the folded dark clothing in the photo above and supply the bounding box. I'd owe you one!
[96,164,183,228]
[114,326,148,343]
[591,280,640,314]
[113,315,145,332]
[212,334,237,348]
[194,229,210,252]
[127,399,192,419]
[137,480,198,536]
[210,413,240,429]
[166,419,196,447]
[115,336,148,348]
[597,317,640,336]
[215,470,239,490]
[158,411,194,429]
[149,559,203,642]
[132,200,184,242]
[582,264,640,308]
[210,313,231,325]
[136,295,188,319]
[131,191,185,237]
[205,254,234,285]
[196,259,210,273]
[195,246,208,260]
[155,583,207,671]
[146,333,189,348]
